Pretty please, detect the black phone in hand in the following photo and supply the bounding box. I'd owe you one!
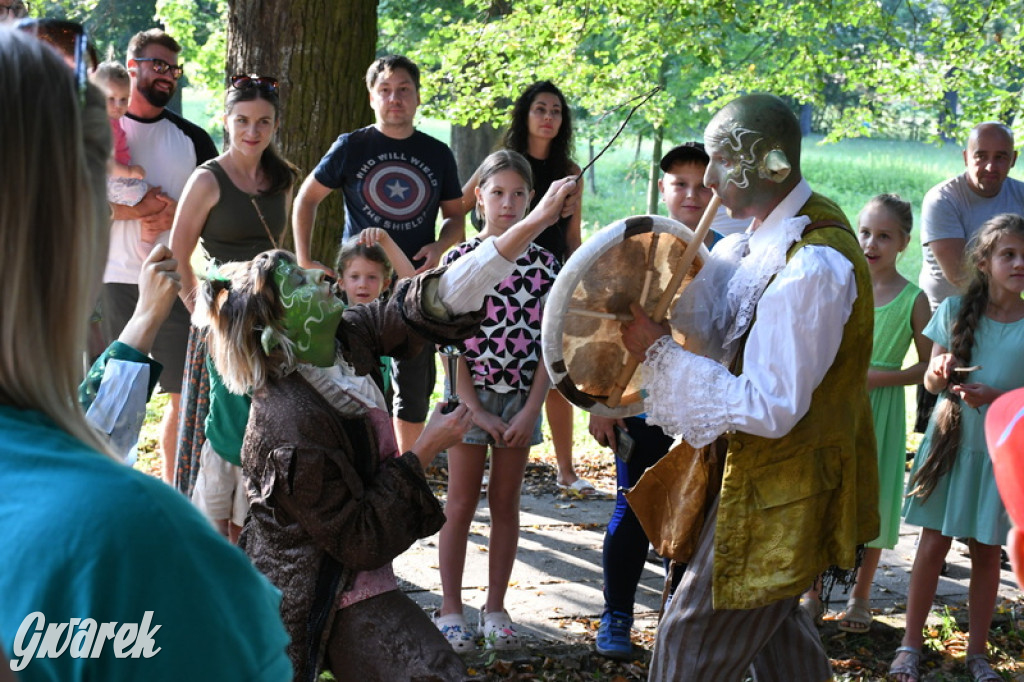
[614,425,635,463]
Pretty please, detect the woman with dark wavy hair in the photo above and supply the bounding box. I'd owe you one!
[461,80,592,495]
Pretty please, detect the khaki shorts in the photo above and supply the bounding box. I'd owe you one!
[191,440,248,527]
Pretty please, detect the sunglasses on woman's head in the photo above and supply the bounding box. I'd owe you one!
[16,18,97,106]
[133,57,184,79]
[230,74,279,94]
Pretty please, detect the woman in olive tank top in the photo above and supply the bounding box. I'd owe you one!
[169,76,299,538]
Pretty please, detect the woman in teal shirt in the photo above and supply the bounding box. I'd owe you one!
[0,27,291,681]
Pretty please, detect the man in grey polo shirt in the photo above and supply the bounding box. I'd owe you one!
[920,122,1024,308]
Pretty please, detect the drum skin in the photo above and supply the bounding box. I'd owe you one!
[541,215,709,418]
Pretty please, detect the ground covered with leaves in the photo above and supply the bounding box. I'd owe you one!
[138,396,1024,680]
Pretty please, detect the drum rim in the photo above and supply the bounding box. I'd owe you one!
[541,214,709,418]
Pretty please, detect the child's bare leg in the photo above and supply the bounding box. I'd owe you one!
[161,393,180,484]
[890,529,950,681]
[850,547,882,601]
[438,442,487,616]
[966,539,1002,657]
[545,390,578,486]
[485,446,529,613]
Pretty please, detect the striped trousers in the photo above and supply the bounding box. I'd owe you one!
[648,497,833,681]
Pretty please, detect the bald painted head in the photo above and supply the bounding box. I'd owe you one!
[703,94,802,222]
[964,122,1017,198]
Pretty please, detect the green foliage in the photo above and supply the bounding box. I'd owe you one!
[154,0,227,92]
[31,0,154,60]
[399,0,1024,149]
[154,0,227,139]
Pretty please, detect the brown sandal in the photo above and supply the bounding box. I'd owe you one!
[837,596,872,633]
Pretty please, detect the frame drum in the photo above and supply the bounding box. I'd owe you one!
[541,215,709,418]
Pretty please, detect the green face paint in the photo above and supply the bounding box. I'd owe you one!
[273,260,344,367]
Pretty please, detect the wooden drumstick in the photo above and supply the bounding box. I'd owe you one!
[606,195,721,408]
[567,307,634,322]
[638,233,661,307]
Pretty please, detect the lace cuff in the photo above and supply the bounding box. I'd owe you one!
[642,336,734,447]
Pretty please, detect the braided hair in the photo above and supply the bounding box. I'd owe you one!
[909,213,1024,500]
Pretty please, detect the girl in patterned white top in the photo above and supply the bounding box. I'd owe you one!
[435,150,560,652]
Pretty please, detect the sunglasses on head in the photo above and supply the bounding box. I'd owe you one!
[230,74,279,94]
[134,57,184,79]
[16,18,98,106]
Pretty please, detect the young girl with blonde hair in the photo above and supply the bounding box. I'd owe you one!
[437,150,560,650]
[836,194,931,633]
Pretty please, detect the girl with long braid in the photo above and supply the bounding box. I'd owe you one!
[890,213,1024,682]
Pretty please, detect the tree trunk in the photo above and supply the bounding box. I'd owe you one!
[226,0,376,263]
[799,103,813,137]
[451,123,502,184]
[647,126,663,214]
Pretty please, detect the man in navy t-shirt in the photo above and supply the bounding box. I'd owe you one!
[292,55,465,452]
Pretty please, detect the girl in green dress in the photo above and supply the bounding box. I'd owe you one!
[838,195,930,633]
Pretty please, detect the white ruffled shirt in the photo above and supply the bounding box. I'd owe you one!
[642,180,858,447]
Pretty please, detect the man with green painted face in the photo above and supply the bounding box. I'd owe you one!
[621,94,878,680]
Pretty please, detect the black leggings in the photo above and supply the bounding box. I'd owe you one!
[602,416,676,615]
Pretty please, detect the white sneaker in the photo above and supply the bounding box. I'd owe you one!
[432,611,477,652]
[479,607,520,650]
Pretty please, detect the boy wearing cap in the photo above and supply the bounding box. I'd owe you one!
[588,141,721,660]
[660,141,750,242]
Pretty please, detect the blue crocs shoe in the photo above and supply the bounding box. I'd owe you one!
[595,610,634,660]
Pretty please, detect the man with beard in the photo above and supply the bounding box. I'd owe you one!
[103,29,217,483]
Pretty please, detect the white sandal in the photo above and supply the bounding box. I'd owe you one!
[479,606,521,650]
[433,611,477,652]
[837,596,872,633]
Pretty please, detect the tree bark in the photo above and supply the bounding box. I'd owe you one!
[226,0,376,262]
[647,125,663,214]
[451,123,502,184]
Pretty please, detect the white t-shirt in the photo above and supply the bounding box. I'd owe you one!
[104,110,216,284]
[919,172,1024,308]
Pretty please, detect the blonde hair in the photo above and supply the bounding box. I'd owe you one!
[0,28,113,455]
[91,60,130,89]
[862,193,913,236]
[201,250,298,395]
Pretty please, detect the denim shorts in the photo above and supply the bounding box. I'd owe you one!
[463,388,544,447]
